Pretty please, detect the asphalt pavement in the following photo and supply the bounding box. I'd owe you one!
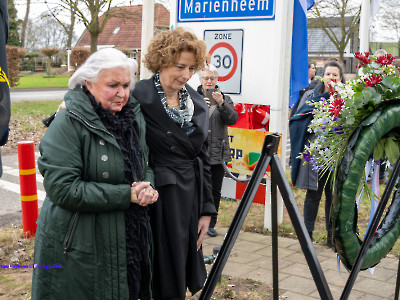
[10,87,67,102]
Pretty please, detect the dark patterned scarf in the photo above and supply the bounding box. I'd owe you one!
[83,86,150,300]
[153,72,196,135]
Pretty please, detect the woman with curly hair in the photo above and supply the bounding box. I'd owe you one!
[132,28,217,299]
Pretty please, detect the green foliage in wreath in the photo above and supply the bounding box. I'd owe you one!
[299,52,400,270]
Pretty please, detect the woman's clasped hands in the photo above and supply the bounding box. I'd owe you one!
[131,182,158,206]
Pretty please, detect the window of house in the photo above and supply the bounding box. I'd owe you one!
[113,27,121,35]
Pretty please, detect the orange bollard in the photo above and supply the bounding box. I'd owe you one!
[17,141,39,238]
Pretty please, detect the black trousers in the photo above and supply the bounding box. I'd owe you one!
[303,173,332,233]
[209,164,225,228]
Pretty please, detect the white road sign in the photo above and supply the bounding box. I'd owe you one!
[204,29,243,94]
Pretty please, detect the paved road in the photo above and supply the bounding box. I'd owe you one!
[10,88,67,102]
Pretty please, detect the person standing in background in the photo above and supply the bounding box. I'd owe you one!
[290,62,318,118]
[196,64,238,237]
[290,60,346,248]
[0,1,10,178]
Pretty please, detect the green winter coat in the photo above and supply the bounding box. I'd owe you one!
[31,87,154,300]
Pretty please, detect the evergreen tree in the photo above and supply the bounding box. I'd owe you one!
[7,0,20,46]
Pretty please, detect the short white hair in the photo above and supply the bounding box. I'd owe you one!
[374,49,387,57]
[69,48,133,90]
[128,58,139,89]
[199,64,219,79]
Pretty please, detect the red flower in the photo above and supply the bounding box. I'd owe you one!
[375,54,395,65]
[354,52,371,67]
[329,98,345,117]
[327,80,337,96]
[365,74,382,87]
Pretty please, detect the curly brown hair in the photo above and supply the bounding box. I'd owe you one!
[144,27,207,73]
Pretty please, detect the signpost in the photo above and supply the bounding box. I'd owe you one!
[177,0,275,22]
[204,29,243,94]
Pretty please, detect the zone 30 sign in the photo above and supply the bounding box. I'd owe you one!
[204,30,243,94]
[178,0,275,22]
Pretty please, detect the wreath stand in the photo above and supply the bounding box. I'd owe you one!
[198,133,400,300]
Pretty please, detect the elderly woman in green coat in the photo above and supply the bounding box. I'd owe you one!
[31,48,158,300]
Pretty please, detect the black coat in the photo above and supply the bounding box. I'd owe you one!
[289,90,330,190]
[132,77,217,299]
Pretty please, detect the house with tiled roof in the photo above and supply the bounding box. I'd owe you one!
[75,4,170,62]
[307,16,359,73]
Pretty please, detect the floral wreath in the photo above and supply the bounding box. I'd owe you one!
[300,52,400,270]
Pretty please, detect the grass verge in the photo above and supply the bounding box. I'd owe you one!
[2,100,60,154]
[12,75,69,89]
[0,225,34,299]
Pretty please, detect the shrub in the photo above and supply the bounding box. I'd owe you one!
[6,46,20,87]
[70,48,90,72]
[40,47,60,75]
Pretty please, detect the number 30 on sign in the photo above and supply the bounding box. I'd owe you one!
[204,29,243,94]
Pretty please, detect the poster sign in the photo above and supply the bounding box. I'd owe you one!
[227,127,281,176]
[204,29,243,94]
[177,0,276,22]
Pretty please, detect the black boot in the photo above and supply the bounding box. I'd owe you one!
[308,231,313,241]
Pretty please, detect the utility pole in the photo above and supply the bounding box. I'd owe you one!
[140,0,155,79]
[169,0,177,29]
[359,0,371,52]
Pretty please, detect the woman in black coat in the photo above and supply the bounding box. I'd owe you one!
[132,28,217,300]
[289,60,345,247]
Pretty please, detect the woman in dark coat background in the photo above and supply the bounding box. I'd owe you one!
[196,64,238,237]
[132,28,217,299]
[289,60,345,248]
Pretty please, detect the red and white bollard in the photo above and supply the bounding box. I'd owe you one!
[17,141,39,238]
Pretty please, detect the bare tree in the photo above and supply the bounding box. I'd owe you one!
[45,0,118,53]
[377,0,400,54]
[44,0,78,49]
[24,15,70,51]
[308,0,362,61]
[20,0,31,48]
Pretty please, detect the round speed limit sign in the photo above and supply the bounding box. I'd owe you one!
[204,30,243,94]
[208,42,238,82]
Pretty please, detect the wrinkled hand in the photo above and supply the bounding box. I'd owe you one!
[131,182,158,206]
[212,92,224,106]
[197,216,211,251]
[57,101,66,113]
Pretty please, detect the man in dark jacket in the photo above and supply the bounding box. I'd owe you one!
[0,1,11,178]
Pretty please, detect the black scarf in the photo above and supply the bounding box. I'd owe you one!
[84,87,150,300]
